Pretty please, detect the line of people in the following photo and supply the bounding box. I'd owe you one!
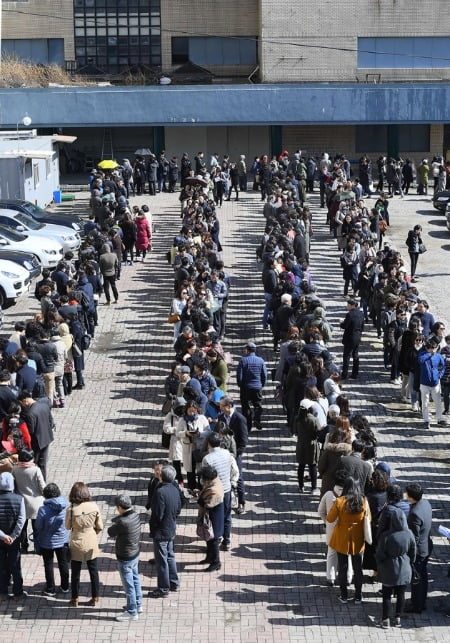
[254,148,447,627]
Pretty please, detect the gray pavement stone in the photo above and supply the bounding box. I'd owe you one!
[0,187,448,641]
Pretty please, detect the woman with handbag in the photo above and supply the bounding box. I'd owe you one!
[170,287,189,343]
[12,448,45,552]
[65,482,103,607]
[405,224,423,282]
[58,322,74,396]
[327,476,372,604]
[197,464,224,572]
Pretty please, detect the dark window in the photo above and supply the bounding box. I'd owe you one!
[355,125,430,153]
[171,36,257,66]
[74,0,161,72]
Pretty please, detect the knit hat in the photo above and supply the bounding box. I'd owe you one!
[0,472,14,491]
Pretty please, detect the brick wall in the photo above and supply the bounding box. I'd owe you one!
[282,124,444,165]
[2,0,74,60]
[260,0,450,83]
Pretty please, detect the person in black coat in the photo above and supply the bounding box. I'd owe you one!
[339,439,372,494]
[0,369,18,421]
[148,465,182,598]
[217,397,249,513]
[107,494,142,621]
[340,299,365,380]
[18,391,55,481]
[405,482,433,614]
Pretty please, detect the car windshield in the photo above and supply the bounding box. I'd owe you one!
[14,211,44,230]
[22,202,48,219]
[0,224,27,242]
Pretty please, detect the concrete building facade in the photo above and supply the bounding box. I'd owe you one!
[0,1,449,164]
[2,0,74,65]
[259,0,450,83]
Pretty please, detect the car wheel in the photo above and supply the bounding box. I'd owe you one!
[0,288,5,309]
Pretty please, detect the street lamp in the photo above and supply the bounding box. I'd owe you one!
[16,114,32,154]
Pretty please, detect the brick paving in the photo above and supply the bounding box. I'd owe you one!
[0,187,449,642]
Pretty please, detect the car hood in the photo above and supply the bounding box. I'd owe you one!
[7,234,62,252]
[41,214,83,229]
[31,222,79,238]
[0,258,30,279]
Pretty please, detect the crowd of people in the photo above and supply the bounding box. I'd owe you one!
[253,149,449,627]
[0,182,154,617]
[0,147,449,628]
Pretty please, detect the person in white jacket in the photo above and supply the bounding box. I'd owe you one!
[317,468,353,586]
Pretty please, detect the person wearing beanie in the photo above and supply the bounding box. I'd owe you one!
[0,471,26,600]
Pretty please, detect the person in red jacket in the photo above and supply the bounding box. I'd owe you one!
[134,210,152,262]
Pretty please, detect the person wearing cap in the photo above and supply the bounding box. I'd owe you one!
[108,494,142,621]
[0,471,26,600]
[236,343,267,431]
[340,299,365,380]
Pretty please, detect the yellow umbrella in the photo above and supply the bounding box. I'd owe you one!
[98,159,118,169]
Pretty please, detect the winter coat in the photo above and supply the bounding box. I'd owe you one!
[418,349,445,387]
[197,476,224,540]
[135,215,151,251]
[293,411,321,465]
[318,441,352,496]
[107,508,141,561]
[12,462,45,519]
[318,484,343,544]
[35,495,69,549]
[376,509,416,587]
[65,501,103,562]
[163,410,183,461]
[327,495,371,555]
[406,229,422,255]
[176,414,211,473]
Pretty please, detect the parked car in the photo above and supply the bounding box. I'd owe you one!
[0,199,83,233]
[0,249,42,280]
[432,190,450,212]
[0,224,63,269]
[0,258,32,308]
[446,202,450,231]
[0,209,80,253]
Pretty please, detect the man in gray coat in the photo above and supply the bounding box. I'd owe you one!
[99,244,119,305]
[405,483,432,614]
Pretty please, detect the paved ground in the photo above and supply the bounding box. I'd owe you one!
[0,185,449,642]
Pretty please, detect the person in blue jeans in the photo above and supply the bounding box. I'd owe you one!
[148,465,182,598]
[0,472,26,601]
[108,494,142,621]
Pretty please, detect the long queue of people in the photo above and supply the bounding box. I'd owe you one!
[0,185,155,616]
[255,149,449,627]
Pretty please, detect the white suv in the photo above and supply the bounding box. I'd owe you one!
[0,258,31,308]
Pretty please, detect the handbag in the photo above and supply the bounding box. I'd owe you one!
[81,334,91,350]
[167,312,181,324]
[196,510,214,541]
[161,413,173,449]
[72,342,82,357]
[418,243,427,254]
[363,501,373,545]
[231,487,239,510]
[64,358,74,374]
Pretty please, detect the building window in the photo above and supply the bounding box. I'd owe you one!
[358,37,450,69]
[171,36,258,66]
[74,0,161,72]
[355,125,430,153]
